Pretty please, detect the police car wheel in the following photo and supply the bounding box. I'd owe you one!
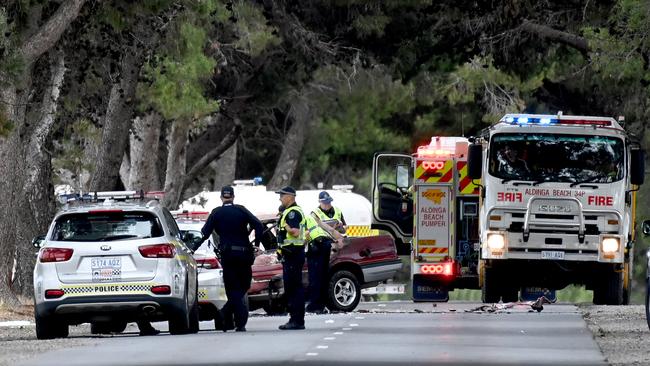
[188,283,200,334]
[327,270,361,312]
[646,278,650,330]
[35,314,68,340]
[169,281,191,335]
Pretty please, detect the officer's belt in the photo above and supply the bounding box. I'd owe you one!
[224,245,250,252]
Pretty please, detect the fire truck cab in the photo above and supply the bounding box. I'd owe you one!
[371,137,481,301]
[467,113,645,305]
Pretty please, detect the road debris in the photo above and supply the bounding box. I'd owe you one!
[465,296,556,313]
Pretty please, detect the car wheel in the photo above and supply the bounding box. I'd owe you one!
[35,313,68,340]
[91,321,127,335]
[645,278,650,331]
[188,284,200,334]
[169,282,191,335]
[326,270,361,312]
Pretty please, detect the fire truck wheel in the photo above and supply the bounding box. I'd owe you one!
[593,269,623,305]
[327,270,361,312]
[481,267,501,303]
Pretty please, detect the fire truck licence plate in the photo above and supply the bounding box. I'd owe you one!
[541,251,564,260]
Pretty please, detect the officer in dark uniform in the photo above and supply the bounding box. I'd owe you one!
[198,186,263,332]
[275,186,306,330]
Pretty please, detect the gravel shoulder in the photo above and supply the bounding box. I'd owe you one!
[579,304,650,366]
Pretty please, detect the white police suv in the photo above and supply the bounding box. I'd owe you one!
[32,191,199,339]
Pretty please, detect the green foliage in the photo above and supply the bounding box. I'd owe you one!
[231,1,281,57]
[53,119,101,189]
[353,14,391,38]
[140,23,218,121]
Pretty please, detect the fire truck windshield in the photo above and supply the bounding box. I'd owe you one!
[488,133,624,184]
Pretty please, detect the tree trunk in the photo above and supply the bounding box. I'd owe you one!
[88,51,141,191]
[0,49,66,302]
[212,140,237,190]
[162,121,191,208]
[127,113,163,191]
[0,1,86,306]
[268,98,310,190]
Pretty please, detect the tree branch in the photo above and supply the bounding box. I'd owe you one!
[183,120,242,189]
[19,0,86,65]
[520,19,589,55]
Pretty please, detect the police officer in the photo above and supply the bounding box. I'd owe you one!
[313,191,347,233]
[199,186,263,332]
[275,186,306,330]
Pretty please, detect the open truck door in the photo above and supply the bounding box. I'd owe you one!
[371,153,414,255]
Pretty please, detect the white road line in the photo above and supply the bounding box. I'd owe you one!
[333,332,344,335]
[324,337,336,340]
[349,323,359,327]
[316,345,329,349]
[306,353,319,357]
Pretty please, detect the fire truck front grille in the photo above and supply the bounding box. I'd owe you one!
[534,214,574,220]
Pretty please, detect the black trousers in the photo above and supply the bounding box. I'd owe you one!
[282,247,305,325]
[307,238,332,311]
[221,253,253,328]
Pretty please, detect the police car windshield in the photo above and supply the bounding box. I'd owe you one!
[488,133,624,184]
[51,211,164,242]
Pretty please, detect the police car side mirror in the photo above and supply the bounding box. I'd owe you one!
[642,220,650,236]
[32,235,45,248]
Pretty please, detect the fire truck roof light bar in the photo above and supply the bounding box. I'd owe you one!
[501,115,612,127]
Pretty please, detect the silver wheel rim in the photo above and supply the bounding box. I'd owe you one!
[334,277,357,307]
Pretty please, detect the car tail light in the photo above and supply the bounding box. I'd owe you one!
[39,248,74,263]
[421,262,454,276]
[151,285,171,295]
[196,257,221,269]
[45,289,65,299]
[139,244,175,258]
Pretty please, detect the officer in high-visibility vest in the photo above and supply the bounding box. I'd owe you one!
[275,186,307,330]
[305,192,343,314]
[313,191,347,233]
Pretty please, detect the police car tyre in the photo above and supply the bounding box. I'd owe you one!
[481,266,501,303]
[35,313,68,340]
[90,321,127,335]
[593,269,623,305]
[327,270,361,312]
[188,282,200,334]
[169,280,192,335]
[645,278,650,330]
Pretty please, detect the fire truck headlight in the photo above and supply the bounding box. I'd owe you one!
[601,237,619,254]
[487,233,506,250]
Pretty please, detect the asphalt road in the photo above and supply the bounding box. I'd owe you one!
[16,301,604,366]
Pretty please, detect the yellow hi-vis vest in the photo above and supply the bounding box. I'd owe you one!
[306,214,329,241]
[314,206,343,222]
[279,205,306,247]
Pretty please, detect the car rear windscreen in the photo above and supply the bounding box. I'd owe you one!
[51,211,164,242]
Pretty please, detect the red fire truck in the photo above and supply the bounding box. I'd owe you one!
[371,137,480,301]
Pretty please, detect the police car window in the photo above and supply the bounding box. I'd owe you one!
[51,212,164,242]
[162,209,181,238]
